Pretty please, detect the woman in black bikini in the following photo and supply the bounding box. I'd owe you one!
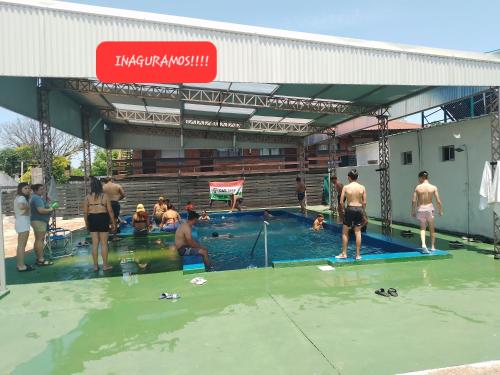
[83,177,116,272]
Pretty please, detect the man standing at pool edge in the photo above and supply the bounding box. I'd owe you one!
[411,171,443,253]
[175,211,211,269]
[296,176,306,214]
[336,169,366,260]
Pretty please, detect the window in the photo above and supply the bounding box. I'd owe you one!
[216,149,241,158]
[441,145,455,162]
[401,151,412,165]
[318,144,328,151]
[260,148,282,156]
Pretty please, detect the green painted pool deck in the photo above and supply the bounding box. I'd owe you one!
[1,213,500,374]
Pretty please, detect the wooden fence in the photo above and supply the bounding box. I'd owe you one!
[1,171,326,218]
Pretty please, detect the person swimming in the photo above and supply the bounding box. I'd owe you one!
[199,210,210,221]
[312,214,324,231]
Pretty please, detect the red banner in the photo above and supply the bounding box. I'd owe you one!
[96,41,217,83]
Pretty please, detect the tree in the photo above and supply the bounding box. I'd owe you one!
[71,168,84,176]
[91,149,108,176]
[0,148,20,177]
[18,156,71,183]
[0,117,82,158]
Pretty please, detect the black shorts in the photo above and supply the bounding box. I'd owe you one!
[111,201,120,220]
[153,215,162,226]
[88,213,110,232]
[343,206,364,228]
[297,192,305,202]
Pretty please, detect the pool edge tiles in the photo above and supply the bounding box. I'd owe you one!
[272,250,451,268]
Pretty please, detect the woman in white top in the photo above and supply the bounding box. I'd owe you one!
[14,183,33,271]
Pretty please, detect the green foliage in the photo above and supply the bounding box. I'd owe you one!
[52,156,70,183]
[70,168,84,177]
[91,149,109,176]
[0,148,21,177]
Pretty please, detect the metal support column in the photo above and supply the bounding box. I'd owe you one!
[298,140,306,178]
[37,79,56,230]
[327,131,338,215]
[489,88,500,259]
[106,149,112,177]
[378,114,392,232]
[81,110,91,196]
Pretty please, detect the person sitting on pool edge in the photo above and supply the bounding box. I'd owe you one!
[132,204,151,236]
[152,196,168,226]
[160,203,181,232]
[185,201,195,213]
[312,214,325,231]
[199,210,210,221]
[175,211,211,269]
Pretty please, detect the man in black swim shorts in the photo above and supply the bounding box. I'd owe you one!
[336,169,366,261]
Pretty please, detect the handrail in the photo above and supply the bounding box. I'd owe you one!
[263,220,269,267]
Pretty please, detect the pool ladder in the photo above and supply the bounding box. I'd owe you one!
[263,221,269,267]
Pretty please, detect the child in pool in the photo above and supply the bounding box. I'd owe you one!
[312,214,324,231]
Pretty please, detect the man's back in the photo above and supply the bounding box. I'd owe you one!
[175,222,190,249]
[344,182,365,207]
[415,182,437,206]
[103,182,123,201]
[296,181,306,193]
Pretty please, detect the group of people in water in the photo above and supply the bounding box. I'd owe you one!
[13,168,442,273]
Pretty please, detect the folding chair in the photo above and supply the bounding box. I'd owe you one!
[44,227,74,259]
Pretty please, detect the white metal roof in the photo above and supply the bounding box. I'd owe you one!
[1,0,500,84]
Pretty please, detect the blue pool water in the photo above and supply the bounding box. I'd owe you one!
[194,210,418,271]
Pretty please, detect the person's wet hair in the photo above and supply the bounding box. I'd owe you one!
[212,232,219,238]
[90,177,103,197]
[31,184,43,193]
[348,169,358,181]
[296,177,301,182]
[418,171,429,180]
[188,210,200,221]
[101,177,111,183]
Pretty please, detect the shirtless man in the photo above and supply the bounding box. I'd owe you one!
[336,169,366,260]
[411,171,443,253]
[331,176,344,222]
[175,211,211,268]
[296,176,307,214]
[102,177,125,238]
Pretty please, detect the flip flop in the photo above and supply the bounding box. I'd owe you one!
[36,259,54,266]
[449,241,464,248]
[375,288,389,297]
[387,288,398,297]
[17,264,35,272]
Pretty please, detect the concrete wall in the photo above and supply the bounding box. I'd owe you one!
[352,115,493,238]
[335,165,381,219]
[355,142,379,166]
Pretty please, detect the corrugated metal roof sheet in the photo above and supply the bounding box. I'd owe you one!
[1,0,500,85]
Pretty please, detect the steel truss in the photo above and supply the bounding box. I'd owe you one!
[37,80,57,232]
[377,114,392,231]
[488,88,500,259]
[100,109,313,133]
[110,124,299,145]
[49,78,381,117]
[81,110,91,196]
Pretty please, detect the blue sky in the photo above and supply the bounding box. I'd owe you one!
[1,0,499,162]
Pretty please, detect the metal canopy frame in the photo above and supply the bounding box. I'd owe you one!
[489,88,500,259]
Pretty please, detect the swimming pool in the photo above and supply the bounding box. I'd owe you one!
[193,210,421,271]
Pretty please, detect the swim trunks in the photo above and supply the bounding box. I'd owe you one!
[297,192,305,202]
[416,203,434,224]
[177,246,201,256]
[343,206,364,228]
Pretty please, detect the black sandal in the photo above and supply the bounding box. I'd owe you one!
[387,288,398,297]
[17,264,35,272]
[375,288,389,297]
